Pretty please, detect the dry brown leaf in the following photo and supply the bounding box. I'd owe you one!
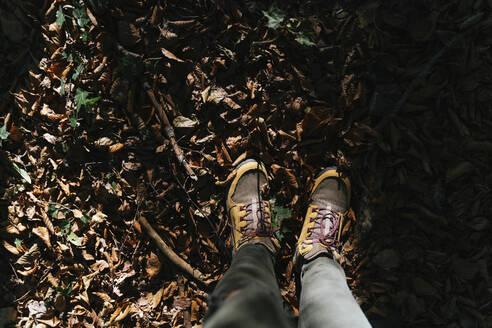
[271,164,299,189]
[161,48,185,62]
[8,124,23,142]
[191,300,200,322]
[16,243,40,266]
[3,240,20,255]
[90,260,109,272]
[109,142,125,153]
[152,287,164,309]
[114,304,132,322]
[36,317,60,327]
[93,291,112,302]
[57,179,70,196]
[32,226,51,247]
[6,225,20,235]
[54,292,66,312]
[40,104,64,121]
[146,251,161,278]
[163,281,178,301]
[40,208,55,235]
[106,305,122,326]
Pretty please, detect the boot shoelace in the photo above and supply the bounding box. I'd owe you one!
[306,207,342,248]
[237,201,273,243]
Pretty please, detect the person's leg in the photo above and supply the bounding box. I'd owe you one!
[204,159,291,328]
[205,244,292,328]
[298,256,371,328]
[295,167,371,328]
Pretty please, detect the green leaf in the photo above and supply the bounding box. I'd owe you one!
[85,96,100,110]
[72,63,84,81]
[14,238,23,247]
[0,125,9,147]
[48,204,58,218]
[56,7,65,27]
[295,34,316,46]
[262,9,285,30]
[60,219,71,236]
[61,142,68,153]
[69,117,78,128]
[74,88,89,111]
[67,231,82,246]
[11,162,31,184]
[273,205,292,225]
[0,125,9,140]
[73,6,90,27]
[80,214,91,224]
[81,30,89,42]
[60,77,66,96]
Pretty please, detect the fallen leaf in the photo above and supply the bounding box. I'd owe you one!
[146,251,161,278]
[152,287,164,309]
[173,116,198,129]
[161,48,185,62]
[3,240,20,255]
[40,104,64,121]
[32,226,52,247]
[43,133,59,144]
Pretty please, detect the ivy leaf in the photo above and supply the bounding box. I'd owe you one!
[85,96,100,110]
[262,9,285,30]
[74,88,89,111]
[295,34,316,46]
[0,125,9,147]
[73,6,90,27]
[69,117,78,128]
[11,162,31,184]
[48,204,59,218]
[14,238,23,247]
[60,77,66,96]
[56,7,65,27]
[80,214,91,224]
[72,63,84,81]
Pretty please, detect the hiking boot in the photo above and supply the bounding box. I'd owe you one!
[226,159,279,254]
[295,167,351,263]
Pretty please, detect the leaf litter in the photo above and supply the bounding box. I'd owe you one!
[0,0,491,327]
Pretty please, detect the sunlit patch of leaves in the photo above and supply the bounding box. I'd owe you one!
[262,7,316,47]
[71,88,100,128]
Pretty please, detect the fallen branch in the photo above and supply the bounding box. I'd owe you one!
[144,82,197,181]
[139,216,207,285]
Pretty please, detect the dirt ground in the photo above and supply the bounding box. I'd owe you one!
[1,0,491,327]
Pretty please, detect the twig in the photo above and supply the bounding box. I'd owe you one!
[375,18,490,131]
[116,43,142,58]
[13,266,52,303]
[139,216,208,285]
[169,159,229,259]
[144,82,197,181]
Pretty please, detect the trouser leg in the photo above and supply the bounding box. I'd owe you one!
[298,257,372,328]
[204,244,293,328]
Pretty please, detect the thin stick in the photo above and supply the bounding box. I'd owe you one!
[139,216,207,285]
[144,82,197,181]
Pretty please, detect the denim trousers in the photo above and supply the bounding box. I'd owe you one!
[204,244,372,328]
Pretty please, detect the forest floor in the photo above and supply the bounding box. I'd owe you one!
[1,0,491,327]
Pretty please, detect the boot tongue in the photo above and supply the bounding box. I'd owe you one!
[316,200,345,213]
[250,198,260,228]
